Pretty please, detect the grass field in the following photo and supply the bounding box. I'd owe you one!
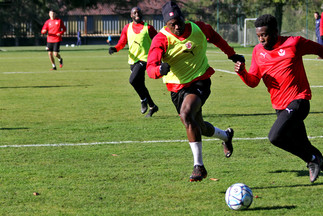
[0,44,322,215]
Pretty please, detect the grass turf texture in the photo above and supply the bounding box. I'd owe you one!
[0,45,322,215]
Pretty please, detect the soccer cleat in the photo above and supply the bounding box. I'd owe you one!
[59,58,63,68]
[222,128,234,158]
[307,156,322,183]
[141,99,148,114]
[190,165,207,182]
[51,67,57,71]
[145,105,158,117]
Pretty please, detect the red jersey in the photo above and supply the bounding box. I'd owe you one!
[321,12,323,37]
[146,21,236,92]
[41,18,66,43]
[237,36,323,110]
[115,21,157,51]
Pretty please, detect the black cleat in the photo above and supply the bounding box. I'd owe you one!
[308,156,322,183]
[190,165,207,182]
[59,58,63,68]
[141,99,148,114]
[222,128,234,158]
[145,105,158,117]
[51,67,57,71]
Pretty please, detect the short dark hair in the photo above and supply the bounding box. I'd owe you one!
[254,14,277,30]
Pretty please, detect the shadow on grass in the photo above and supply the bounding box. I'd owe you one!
[0,127,29,130]
[0,84,90,89]
[249,205,296,211]
[204,111,323,118]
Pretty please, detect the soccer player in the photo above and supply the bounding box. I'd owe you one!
[108,7,158,117]
[314,12,322,45]
[41,9,66,70]
[146,1,245,182]
[234,14,323,183]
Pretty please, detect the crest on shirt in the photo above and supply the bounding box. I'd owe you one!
[278,49,285,56]
[169,12,174,17]
[185,42,192,49]
[55,21,59,25]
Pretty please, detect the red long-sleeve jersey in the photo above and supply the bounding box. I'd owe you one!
[320,12,323,37]
[41,18,66,43]
[146,21,236,92]
[114,21,157,51]
[237,36,323,110]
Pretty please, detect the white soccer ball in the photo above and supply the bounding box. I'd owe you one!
[225,183,253,210]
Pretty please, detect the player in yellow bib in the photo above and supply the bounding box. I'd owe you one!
[109,7,158,117]
[147,1,245,182]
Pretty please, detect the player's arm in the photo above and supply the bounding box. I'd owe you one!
[148,25,158,39]
[296,36,323,59]
[147,33,169,79]
[41,21,48,34]
[58,20,66,36]
[234,50,261,88]
[109,24,129,55]
[195,21,244,62]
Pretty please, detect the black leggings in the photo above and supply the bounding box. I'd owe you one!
[268,99,322,162]
[129,61,155,107]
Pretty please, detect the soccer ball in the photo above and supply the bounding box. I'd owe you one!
[225,183,253,210]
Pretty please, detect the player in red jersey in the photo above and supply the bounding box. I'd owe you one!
[108,7,158,117]
[234,14,323,183]
[147,1,244,182]
[41,9,66,70]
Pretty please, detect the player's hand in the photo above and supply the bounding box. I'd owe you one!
[229,54,245,63]
[109,47,117,55]
[159,63,170,76]
[234,61,245,73]
[41,30,47,34]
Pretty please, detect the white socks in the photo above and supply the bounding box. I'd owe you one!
[189,141,203,166]
[212,127,228,142]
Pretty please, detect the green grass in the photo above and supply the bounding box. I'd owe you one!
[0,45,322,215]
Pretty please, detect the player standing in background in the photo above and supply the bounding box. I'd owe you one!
[41,9,66,70]
[234,14,323,183]
[147,1,245,182]
[108,7,159,117]
[314,12,323,45]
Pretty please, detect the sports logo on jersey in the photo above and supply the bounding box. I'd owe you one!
[278,49,285,56]
[55,21,59,25]
[260,52,267,58]
[185,42,192,49]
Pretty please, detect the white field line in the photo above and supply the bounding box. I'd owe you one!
[1,136,322,148]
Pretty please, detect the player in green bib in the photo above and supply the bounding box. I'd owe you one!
[147,1,245,182]
[109,7,158,117]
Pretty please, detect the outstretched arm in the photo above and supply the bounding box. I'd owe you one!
[234,61,260,88]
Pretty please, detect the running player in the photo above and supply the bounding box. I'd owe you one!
[41,9,66,70]
[147,1,245,181]
[109,7,158,117]
[234,14,323,183]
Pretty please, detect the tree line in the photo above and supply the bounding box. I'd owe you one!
[0,0,322,46]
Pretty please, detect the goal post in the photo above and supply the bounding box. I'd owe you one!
[244,18,257,47]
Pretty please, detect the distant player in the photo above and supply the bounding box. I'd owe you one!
[147,1,245,181]
[41,9,66,70]
[108,7,158,117]
[234,14,323,183]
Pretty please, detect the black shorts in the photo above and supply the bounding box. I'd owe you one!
[46,42,60,52]
[171,78,211,114]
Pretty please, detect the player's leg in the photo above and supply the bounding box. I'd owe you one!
[46,43,56,70]
[268,99,322,182]
[53,42,63,68]
[129,62,158,116]
[180,93,207,181]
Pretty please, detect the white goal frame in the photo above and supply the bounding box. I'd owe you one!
[244,18,257,47]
